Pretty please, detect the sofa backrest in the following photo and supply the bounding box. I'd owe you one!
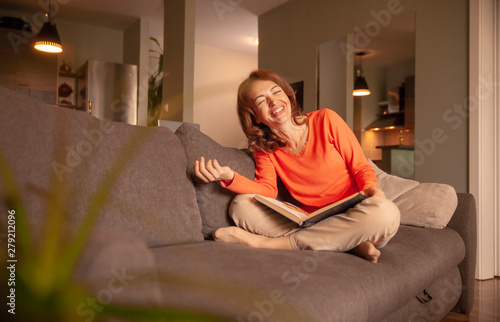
[175,123,255,238]
[0,86,204,247]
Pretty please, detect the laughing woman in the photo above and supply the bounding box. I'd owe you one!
[194,69,400,263]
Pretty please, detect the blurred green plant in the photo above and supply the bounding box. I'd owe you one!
[148,37,163,127]
[0,131,223,321]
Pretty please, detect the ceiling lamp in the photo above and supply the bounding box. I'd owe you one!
[34,0,62,53]
[353,52,370,96]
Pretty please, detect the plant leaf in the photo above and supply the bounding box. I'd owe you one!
[0,150,33,260]
[149,36,163,52]
[56,130,152,287]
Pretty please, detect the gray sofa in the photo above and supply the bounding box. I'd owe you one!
[0,86,476,321]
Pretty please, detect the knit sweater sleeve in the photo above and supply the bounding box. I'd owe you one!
[220,149,278,198]
[325,109,378,191]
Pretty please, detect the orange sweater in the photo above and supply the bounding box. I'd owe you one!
[223,109,378,211]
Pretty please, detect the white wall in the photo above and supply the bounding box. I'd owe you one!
[193,44,257,148]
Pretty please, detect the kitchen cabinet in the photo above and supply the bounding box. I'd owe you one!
[376,145,415,179]
[0,27,57,102]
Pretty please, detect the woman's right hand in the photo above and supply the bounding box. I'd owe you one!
[193,157,235,184]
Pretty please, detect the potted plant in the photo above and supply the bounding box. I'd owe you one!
[148,37,163,127]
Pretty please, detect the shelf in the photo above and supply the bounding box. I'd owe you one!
[59,72,77,78]
[57,102,76,108]
[376,145,414,150]
[377,111,405,117]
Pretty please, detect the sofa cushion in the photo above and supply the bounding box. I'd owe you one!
[73,226,162,308]
[369,159,419,200]
[175,124,255,238]
[0,86,203,247]
[368,160,457,229]
[150,224,465,320]
[394,183,458,229]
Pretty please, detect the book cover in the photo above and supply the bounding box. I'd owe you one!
[254,193,368,227]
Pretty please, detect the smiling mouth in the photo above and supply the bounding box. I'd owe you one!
[271,106,284,116]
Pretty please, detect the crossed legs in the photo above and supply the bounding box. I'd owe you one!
[213,194,400,263]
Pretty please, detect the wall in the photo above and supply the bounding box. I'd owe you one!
[56,20,123,70]
[0,9,124,71]
[162,0,195,123]
[318,37,349,122]
[259,0,469,192]
[124,18,150,126]
[193,44,257,148]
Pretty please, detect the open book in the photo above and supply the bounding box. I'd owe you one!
[254,193,368,227]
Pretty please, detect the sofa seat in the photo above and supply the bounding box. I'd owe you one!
[150,225,464,321]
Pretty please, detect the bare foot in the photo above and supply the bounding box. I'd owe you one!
[350,241,381,263]
[212,227,292,250]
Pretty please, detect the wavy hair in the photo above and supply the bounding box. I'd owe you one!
[237,69,305,153]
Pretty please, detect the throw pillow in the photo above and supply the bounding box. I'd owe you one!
[175,124,256,238]
[394,183,458,229]
[369,160,419,201]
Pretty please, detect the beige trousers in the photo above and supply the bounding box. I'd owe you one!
[229,194,401,251]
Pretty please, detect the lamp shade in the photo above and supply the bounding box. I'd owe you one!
[353,51,370,96]
[353,74,370,96]
[34,21,62,53]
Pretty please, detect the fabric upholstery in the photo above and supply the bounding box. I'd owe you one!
[447,193,477,314]
[0,86,203,247]
[150,225,465,321]
[175,123,256,238]
[369,160,457,229]
[394,183,458,229]
[381,267,462,322]
[73,225,163,307]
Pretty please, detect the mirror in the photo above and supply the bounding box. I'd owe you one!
[317,12,416,179]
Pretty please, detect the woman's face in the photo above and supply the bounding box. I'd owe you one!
[246,80,292,128]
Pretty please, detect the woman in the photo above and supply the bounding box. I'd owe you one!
[194,70,400,263]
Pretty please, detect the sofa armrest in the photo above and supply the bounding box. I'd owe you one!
[72,226,162,308]
[446,193,477,314]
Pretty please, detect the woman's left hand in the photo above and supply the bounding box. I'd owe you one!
[361,186,386,198]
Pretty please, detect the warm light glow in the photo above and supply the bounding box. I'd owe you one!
[253,37,259,45]
[34,19,63,54]
[34,41,62,53]
[353,89,371,96]
[385,126,396,130]
[371,127,381,131]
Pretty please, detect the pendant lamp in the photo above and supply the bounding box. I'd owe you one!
[353,52,370,96]
[34,0,62,53]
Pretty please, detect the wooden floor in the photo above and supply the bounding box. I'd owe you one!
[441,277,500,322]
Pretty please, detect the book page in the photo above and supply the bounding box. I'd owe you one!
[256,196,309,221]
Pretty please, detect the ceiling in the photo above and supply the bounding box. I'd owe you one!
[0,0,289,54]
[0,0,164,30]
[194,0,289,54]
[0,0,413,64]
